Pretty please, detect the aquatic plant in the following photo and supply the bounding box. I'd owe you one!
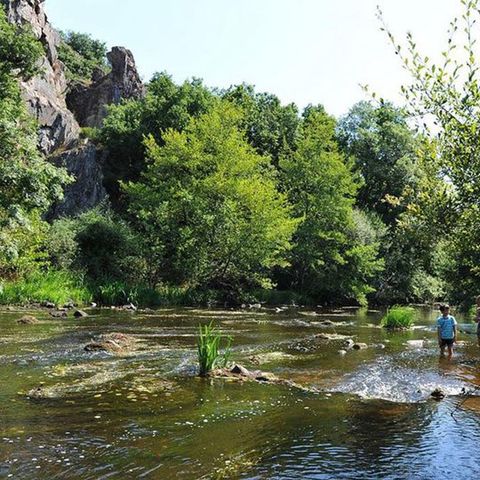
[197,322,232,376]
[381,306,415,329]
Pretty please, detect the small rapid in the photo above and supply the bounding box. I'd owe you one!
[330,356,474,403]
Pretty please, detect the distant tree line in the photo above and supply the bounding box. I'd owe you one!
[0,2,476,308]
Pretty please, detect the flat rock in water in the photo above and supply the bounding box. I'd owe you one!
[74,309,88,318]
[352,343,368,350]
[315,333,353,341]
[406,340,426,349]
[49,310,68,318]
[84,332,136,353]
[17,315,39,325]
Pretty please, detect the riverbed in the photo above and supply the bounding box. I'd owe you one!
[0,306,479,479]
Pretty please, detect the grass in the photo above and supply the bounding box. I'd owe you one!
[381,306,415,330]
[197,322,232,376]
[0,270,91,306]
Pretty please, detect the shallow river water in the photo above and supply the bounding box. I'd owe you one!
[1,306,480,479]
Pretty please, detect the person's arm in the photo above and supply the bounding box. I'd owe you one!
[437,325,442,346]
[453,318,457,343]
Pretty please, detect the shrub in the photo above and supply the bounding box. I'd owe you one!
[197,322,232,376]
[381,306,415,329]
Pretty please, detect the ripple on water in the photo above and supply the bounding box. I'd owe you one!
[330,357,472,403]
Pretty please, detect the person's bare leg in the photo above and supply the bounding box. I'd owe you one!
[447,345,453,358]
[440,345,446,357]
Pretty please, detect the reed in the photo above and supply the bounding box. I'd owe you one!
[197,322,232,376]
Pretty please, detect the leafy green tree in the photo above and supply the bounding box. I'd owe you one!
[379,0,480,306]
[223,84,301,165]
[100,73,216,206]
[124,102,297,292]
[280,107,383,304]
[337,101,420,225]
[0,7,69,277]
[58,31,108,82]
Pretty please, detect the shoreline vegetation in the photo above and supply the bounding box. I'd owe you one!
[3,2,480,313]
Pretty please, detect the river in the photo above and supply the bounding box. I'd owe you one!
[0,306,479,479]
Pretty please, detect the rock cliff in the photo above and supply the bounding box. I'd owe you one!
[2,0,145,217]
[67,46,145,128]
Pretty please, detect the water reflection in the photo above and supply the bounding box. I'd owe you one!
[0,306,479,479]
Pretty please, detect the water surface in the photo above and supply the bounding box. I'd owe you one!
[1,306,479,479]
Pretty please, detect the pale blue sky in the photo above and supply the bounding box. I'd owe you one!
[45,0,459,117]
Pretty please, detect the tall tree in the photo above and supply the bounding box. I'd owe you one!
[379,0,480,306]
[100,73,216,206]
[123,102,297,291]
[280,107,383,305]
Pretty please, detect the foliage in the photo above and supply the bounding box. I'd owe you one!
[279,107,383,305]
[58,31,108,82]
[124,102,298,291]
[380,306,415,329]
[0,7,70,278]
[100,73,216,206]
[338,102,447,303]
[379,0,480,306]
[197,322,232,376]
[337,101,420,225]
[46,208,147,286]
[223,84,301,165]
[0,270,91,306]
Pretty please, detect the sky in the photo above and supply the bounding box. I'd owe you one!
[45,0,461,117]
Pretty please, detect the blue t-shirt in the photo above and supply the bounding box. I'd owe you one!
[436,315,457,339]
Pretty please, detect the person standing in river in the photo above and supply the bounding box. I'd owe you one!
[437,304,457,358]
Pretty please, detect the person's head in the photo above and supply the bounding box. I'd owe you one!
[440,304,450,316]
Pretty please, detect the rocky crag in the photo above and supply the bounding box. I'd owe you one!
[2,0,145,217]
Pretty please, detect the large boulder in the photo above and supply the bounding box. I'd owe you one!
[47,141,107,218]
[67,46,145,128]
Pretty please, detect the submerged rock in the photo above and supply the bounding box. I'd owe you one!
[74,309,89,318]
[406,340,426,349]
[431,388,446,401]
[49,310,68,318]
[17,315,39,325]
[352,343,368,350]
[84,332,136,353]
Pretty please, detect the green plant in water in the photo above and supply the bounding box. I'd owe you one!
[381,306,415,330]
[197,322,232,376]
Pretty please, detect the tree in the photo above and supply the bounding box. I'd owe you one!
[58,31,109,82]
[280,107,383,304]
[337,101,446,303]
[0,7,69,277]
[123,102,297,292]
[223,84,301,166]
[337,101,420,225]
[100,73,216,207]
[379,0,480,306]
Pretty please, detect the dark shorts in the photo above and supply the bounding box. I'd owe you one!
[440,338,454,347]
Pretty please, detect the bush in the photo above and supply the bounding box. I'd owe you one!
[197,322,232,376]
[381,306,415,329]
[0,270,91,306]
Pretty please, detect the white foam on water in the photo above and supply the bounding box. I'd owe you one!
[330,358,472,403]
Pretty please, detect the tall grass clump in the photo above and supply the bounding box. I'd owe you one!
[0,270,91,306]
[197,322,232,376]
[381,306,415,330]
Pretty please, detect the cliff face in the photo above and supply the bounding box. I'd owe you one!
[2,0,145,217]
[67,47,145,128]
[3,0,79,154]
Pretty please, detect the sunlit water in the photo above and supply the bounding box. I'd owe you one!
[1,306,480,479]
